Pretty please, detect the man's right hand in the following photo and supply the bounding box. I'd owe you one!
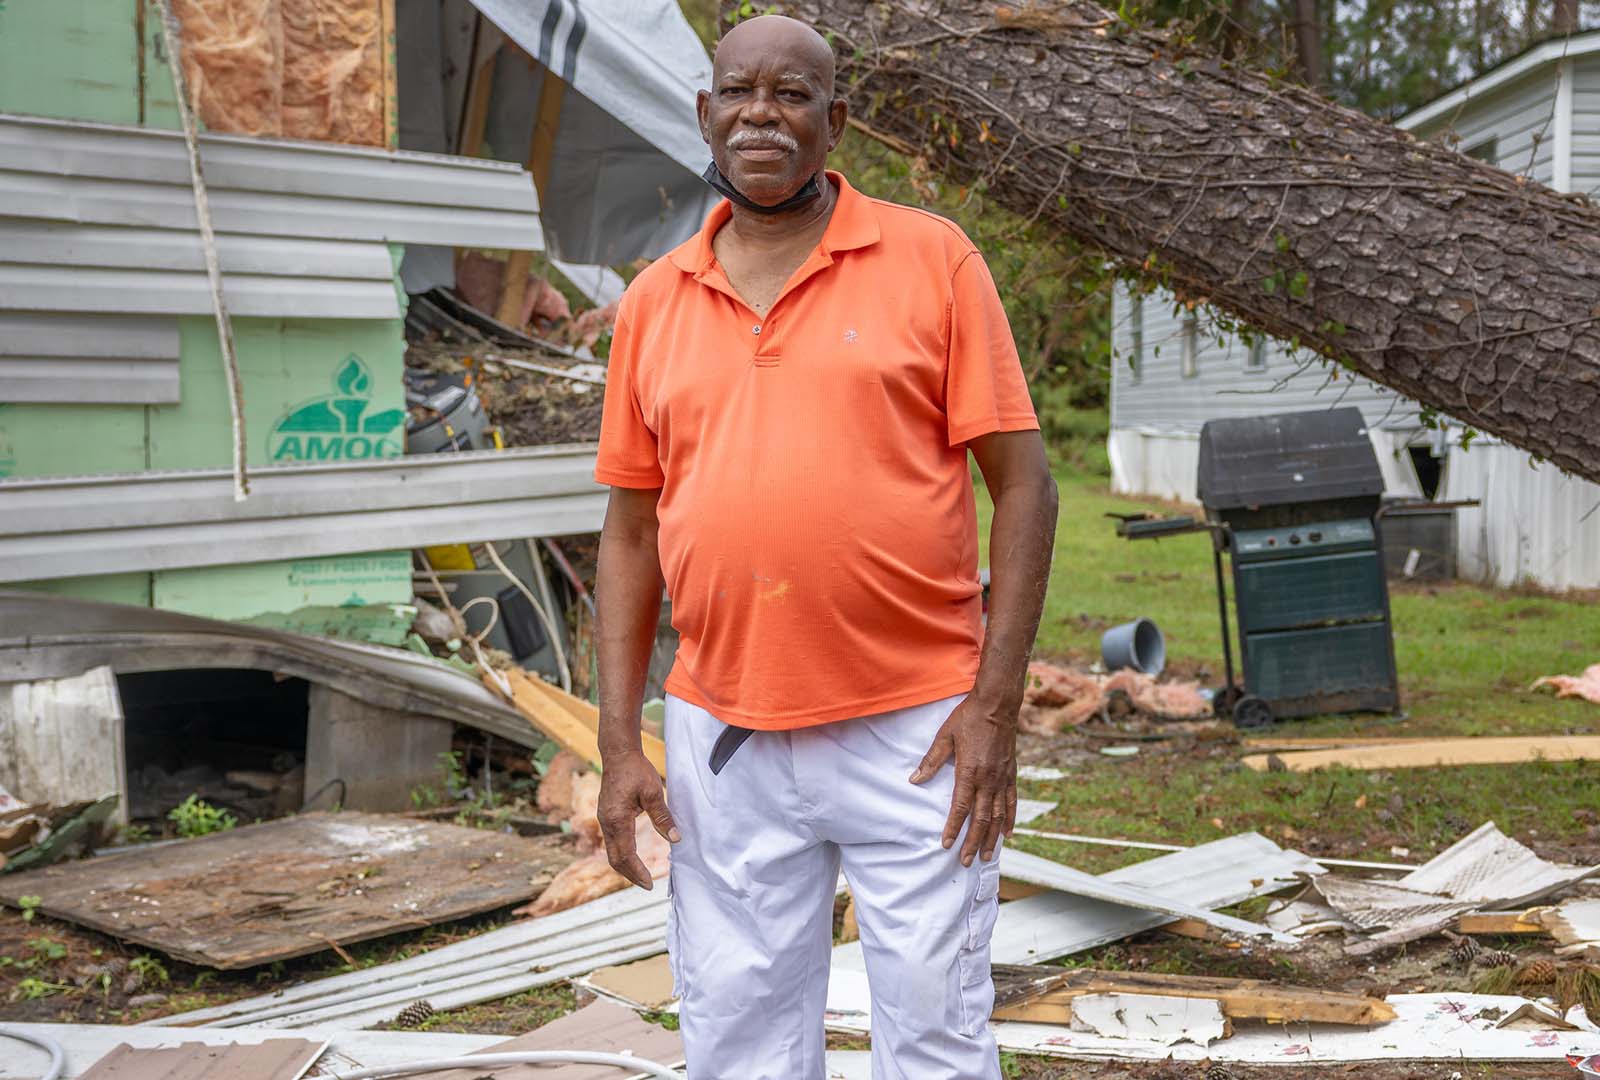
[597,749,679,890]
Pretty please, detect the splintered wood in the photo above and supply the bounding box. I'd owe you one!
[0,812,571,969]
[171,0,385,144]
[990,965,1397,1027]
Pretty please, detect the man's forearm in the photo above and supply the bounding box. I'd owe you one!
[972,471,1058,709]
[595,497,665,758]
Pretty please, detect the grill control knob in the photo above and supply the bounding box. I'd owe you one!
[1289,533,1302,545]
[1308,531,1323,542]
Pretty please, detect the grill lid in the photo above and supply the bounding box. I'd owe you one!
[1197,407,1385,510]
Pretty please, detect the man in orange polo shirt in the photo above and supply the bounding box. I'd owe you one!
[593,14,1058,1079]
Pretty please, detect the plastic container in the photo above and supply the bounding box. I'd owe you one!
[1101,617,1166,676]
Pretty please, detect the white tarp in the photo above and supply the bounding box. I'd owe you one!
[466,0,717,265]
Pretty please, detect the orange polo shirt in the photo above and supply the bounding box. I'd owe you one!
[595,172,1038,730]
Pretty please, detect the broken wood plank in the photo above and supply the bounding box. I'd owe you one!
[0,812,571,970]
[1240,736,1438,750]
[989,965,1397,1026]
[998,879,1046,901]
[491,667,667,776]
[1457,909,1554,936]
[1241,736,1600,773]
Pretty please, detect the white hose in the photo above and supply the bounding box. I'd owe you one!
[0,1024,66,1080]
[330,1050,682,1079]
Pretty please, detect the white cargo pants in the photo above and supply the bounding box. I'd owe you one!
[663,693,1002,1080]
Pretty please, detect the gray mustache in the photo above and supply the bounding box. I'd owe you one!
[728,131,797,152]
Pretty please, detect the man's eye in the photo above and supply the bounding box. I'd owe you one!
[721,87,748,96]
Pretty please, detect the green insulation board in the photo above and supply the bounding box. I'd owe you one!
[8,316,412,619]
[0,0,178,128]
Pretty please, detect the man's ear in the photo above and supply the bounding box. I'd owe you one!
[696,89,712,143]
[826,96,848,151]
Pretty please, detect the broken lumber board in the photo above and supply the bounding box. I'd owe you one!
[1241,735,1437,751]
[1241,735,1600,772]
[989,965,1397,1026]
[1457,909,1554,935]
[0,812,570,969]
[488,667,667,776]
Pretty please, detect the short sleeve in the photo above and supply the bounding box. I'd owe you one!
[594,296,666,488]
[943,250,1039,447]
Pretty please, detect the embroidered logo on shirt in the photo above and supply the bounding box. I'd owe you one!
[842,328,859,344]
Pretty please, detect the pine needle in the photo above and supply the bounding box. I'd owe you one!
[1472,965,1517,996]
[1556,965,1600,1018]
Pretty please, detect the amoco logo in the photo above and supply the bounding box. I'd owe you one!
[268,355,405,462]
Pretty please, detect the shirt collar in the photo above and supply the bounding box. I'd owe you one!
[666,170,880,275]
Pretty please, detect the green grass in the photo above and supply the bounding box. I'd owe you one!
[978,459,1600,872]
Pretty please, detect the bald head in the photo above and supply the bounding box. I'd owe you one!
[697,14,846,211]
[714,15,835,93]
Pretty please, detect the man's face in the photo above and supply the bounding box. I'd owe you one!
[697,27,843,206]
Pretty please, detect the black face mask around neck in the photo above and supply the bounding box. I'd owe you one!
[702,160,823,215]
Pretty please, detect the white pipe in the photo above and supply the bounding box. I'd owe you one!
[1010,827,1416,872]
[0,1024,67,1080]
[330,1051,682,1080]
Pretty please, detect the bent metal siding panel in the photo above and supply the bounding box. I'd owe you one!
[0,312,180,404]
[0,445,606,582]
[0,111,543,404]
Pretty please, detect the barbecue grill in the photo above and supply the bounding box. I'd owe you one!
[1115,407,1400,727]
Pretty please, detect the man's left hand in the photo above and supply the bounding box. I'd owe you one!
[909,695,1018,866]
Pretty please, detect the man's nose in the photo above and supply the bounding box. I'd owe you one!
[740,87,782,125]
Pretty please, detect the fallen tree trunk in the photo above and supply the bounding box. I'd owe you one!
[764,1,1600,482]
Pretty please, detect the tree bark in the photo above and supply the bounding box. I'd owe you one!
[1553,0,1579,35]
[1291,0,1323,90]
[764,0,1600,482]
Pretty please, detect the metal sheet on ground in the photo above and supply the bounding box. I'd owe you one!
[76,1039,325,1080]
[0,813,570,969]
[153,885,671,1029]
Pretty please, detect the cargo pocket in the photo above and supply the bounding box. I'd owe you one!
[956,855,1002,1037]
[665,867,687,1000]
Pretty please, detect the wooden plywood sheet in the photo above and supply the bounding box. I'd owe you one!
[0,812,571,969]
[408,999,683,1080]
[1242,735,1600,772]
[580,953,676,1012]
[77,1039,324,1080]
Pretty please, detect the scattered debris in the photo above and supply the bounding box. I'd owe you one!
[0,813,570,969]
[1308,822,1598,955]
[990,965,1395,1026]
[1021,660,1210,732]
[0,796,119,875]
[1459,909,1558,936]
[1017,764,1068,781]
[1013,799,1057,825]
[1533,663,1600,704]
[1242,735,1600,772]
[994,993,1600,1063]
[1549,900,1600,957]
[76,1038,326,1080]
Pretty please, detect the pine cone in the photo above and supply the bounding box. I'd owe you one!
[1446,932,1480,965]
[1517,958,1558,985]
[1479,948,1517,969]
[393,1000,435,1029]
[1205,1066,1238,1080]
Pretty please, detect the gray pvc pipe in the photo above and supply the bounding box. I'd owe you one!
[0,1024,67,1080]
